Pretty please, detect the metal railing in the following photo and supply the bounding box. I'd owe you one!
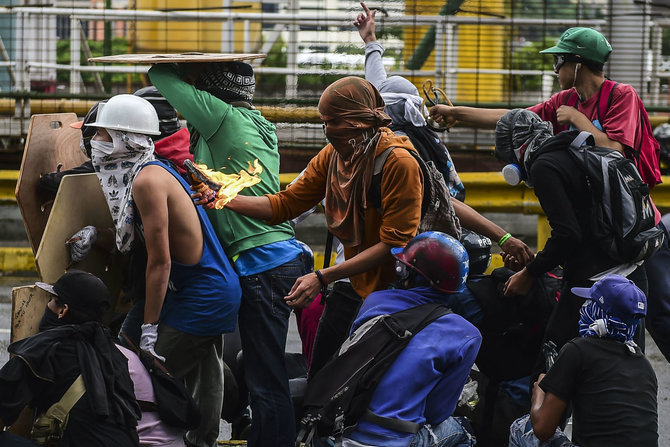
[1,6,608,96]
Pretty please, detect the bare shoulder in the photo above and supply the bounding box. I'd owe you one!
[134,164,170,188]
[133,164,174,201]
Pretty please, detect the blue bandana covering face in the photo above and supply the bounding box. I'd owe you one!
[578,300,639,343]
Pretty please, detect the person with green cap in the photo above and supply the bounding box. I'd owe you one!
[431,27,670,366]
[429,27,638,154]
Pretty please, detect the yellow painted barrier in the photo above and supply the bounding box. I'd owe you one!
[280,171,670,253]
[4,171,670,273]
[281,171,670,213]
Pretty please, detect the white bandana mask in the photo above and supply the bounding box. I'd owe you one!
[91,129,155,253]
[90,139,114,155]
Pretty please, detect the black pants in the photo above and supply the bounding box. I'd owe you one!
[307,282,363,380]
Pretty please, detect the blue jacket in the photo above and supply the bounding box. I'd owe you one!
[347,287,482,447]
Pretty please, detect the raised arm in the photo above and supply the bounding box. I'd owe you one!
[353,2,376,44]
[355,2,389,88]
[148,63,228,140]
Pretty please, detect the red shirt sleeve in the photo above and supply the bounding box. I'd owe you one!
[600,84,640,150]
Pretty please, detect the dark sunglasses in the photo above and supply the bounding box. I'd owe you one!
[553,54,582,72]
[553,55,566,72]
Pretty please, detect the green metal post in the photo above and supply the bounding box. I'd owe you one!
[405,0,466,70]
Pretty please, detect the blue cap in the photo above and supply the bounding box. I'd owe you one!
[571,274,646,320]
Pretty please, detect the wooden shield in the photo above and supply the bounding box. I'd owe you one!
[15,113,88,255]
[89,52,266,64]
[35,173,126,319]
[11,285,50,343]
[7,285,50,438]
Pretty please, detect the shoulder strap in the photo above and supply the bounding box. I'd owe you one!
[388,303,453,343]
[596,80,619,125]
[361,409,421,434]
[569,131,595,150]
[370,146,410,212]
[120,332,141,356]
[323,231,334,270]
[373,146,396,176]
[565,89,578,107]
[46,375,86,423]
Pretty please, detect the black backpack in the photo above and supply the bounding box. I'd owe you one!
[368,147,461,240]
[465,267,561,382]
[295,303,452,446]
[537,130,664,264]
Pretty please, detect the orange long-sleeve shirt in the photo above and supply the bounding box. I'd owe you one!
[267,130,423,298]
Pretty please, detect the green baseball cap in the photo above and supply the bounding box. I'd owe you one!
[540,27,612,65]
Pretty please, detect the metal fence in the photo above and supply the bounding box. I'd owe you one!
[0,0,669,154]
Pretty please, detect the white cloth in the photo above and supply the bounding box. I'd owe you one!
[380,92,427,128]
[589,261,642,281]
[140,323,165,362]
[90,129,155,253]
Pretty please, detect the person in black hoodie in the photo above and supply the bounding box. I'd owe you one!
[0,270,141,446]
[494,109,647,371]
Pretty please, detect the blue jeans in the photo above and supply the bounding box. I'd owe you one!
[644,219,670,362]
[409,417,475,447]
[509,415,577,447]
[238,255,305,447]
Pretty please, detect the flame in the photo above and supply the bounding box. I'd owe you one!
[194,160,263,209]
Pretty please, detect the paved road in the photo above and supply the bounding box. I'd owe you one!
[1,276,668,443]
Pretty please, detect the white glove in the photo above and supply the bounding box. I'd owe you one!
[140,323,166,362]
[66,226,98,262]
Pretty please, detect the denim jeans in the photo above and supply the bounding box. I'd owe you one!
[409,417,475,447]
[509,415,577,447]
[238,254,305,447]
[308,282,363,379]
[644,220,670,362]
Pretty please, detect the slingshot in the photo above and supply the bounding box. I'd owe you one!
[421,79,453,132]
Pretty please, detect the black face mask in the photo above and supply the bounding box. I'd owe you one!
[39,306,65,332]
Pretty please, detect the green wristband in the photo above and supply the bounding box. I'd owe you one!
[498,232,512,247]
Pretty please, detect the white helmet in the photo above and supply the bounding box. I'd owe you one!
[89,94,161,136]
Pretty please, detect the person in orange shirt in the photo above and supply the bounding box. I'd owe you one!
[205,76,423,376]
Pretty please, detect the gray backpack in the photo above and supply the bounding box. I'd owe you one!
[538,130,664,263]
[369,147,461,240]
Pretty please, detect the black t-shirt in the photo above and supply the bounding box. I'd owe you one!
[526,150,618,283]
[540,337,658,446]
